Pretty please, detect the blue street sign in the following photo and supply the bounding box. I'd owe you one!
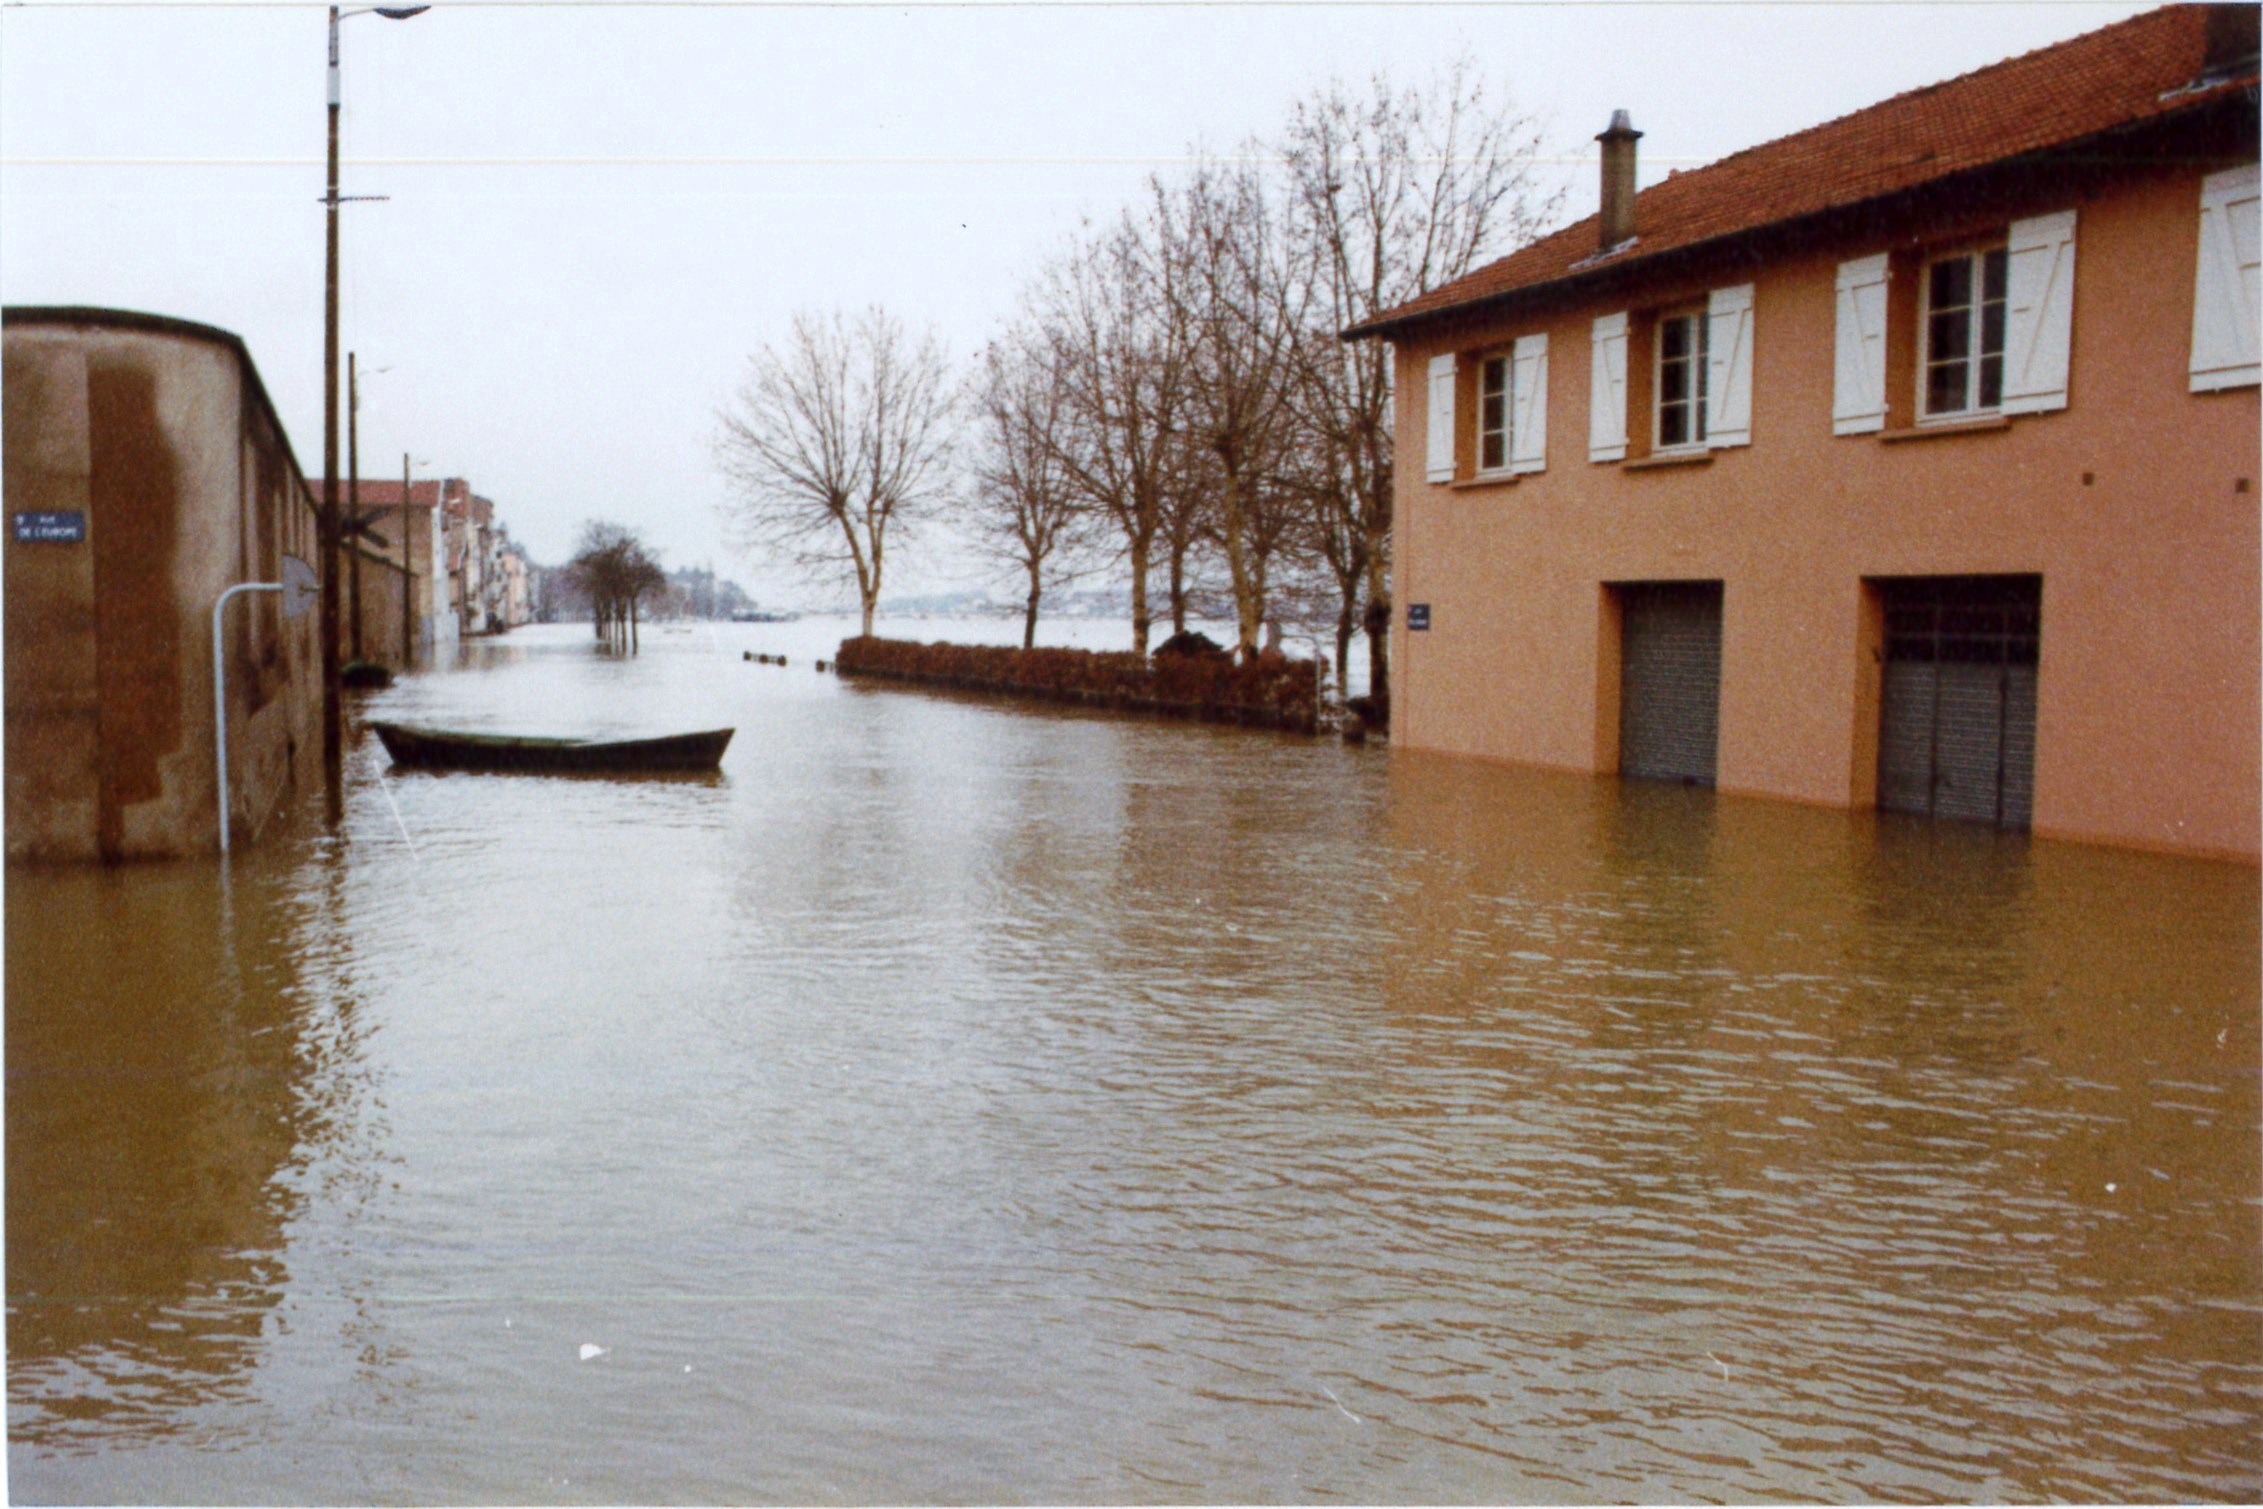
[12,511,85,543]
[1408,603,1431,631]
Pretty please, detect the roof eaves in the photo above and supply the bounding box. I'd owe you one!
[1345,67,2258,344]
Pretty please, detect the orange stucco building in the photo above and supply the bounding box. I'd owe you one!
[1353,5,2261,861]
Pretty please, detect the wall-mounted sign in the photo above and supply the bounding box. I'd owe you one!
[1407,603,1432,631]
[281,555,319,619]
[12,511,85,543]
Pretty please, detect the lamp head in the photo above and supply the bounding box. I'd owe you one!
[374,6,429,17]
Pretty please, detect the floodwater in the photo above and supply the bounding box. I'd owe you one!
[8,619,2259,1504]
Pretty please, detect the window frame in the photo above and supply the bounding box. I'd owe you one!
[1653,306,1709,453]
[1475,352,1514,476]
[1919,241,2010,421]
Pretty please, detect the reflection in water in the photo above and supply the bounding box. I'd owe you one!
[7,857,314,1441]
[8,620,2258,1503]
[1377,755,2260,1500]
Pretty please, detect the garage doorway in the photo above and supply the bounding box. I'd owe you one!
[1875,574,2040,830]
[1616,581,1723,786]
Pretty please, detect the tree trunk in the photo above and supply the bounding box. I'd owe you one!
[1169,544,1188,635]
[1363,594,1390,722]
[1365,526,1391,716]
[631,596,640,654]
[1023,565,1042,650]
[860,593,877,639]
[1334,603,1355,707]
[1127,532,1153,656]
[1220,475,1260,660]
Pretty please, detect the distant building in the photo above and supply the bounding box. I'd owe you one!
[445,489,518,635]
[3,307,323,860]
[1351,5,2259,859]
[344,476,458,660]
[496,536,534,628]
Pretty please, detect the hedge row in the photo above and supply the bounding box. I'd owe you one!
[833,636,1319,734]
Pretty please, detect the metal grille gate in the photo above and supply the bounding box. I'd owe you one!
[1876,575,2040,830]
[1617,581,1723,786]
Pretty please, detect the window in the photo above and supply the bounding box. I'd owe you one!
[1427,335,1548,482]
[1923,247,2008,417]
[1833,213,2073,436]
[1478,355,1512,473]
[1591,286,1750,461]
[1656,309,1708,449]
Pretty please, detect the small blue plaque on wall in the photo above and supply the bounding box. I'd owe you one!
[1407,603,1431,631]
[12,511,86,543]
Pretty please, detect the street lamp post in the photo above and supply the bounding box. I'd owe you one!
[321,1,426,825]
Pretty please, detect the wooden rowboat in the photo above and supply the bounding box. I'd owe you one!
[369,721,733,773]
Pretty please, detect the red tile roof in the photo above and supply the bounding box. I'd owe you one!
[1350,5,2257,338]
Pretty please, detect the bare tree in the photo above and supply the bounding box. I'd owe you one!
[964,333,1092,648]
[716,306,954,637]
[1034,216,1193,656]
[1157,153,1306,660]
[568,520,667,653]
[1280,60,1558,704]
[1156,444,1210,637]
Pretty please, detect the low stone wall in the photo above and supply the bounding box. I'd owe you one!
[833,636,1319,734]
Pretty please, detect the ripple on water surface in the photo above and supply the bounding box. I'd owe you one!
[8,622,2259,1503]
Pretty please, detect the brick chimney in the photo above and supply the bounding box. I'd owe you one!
[1597,109,1641,251]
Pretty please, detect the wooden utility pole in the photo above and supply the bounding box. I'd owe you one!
[402,452,415,667]
[349,350,364,663]
[320,2,426,821]
[321,6,344,824]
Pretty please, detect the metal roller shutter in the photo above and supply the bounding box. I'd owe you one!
[1875,575,2040,830]
[1618,581,1723,786]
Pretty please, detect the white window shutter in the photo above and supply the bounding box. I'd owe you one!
[1589,312,1629,462]
[2003,209,2076,414]
[1425,353,1456,482]
[1508,333,1548,474]
[1705,282,1755,447]
[1833,253,1890,434]
[2191,164,2261,393]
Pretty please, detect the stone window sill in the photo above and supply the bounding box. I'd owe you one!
[1879,415,2012,443]
[1622,449,1714,472]
[1448,473,1520,492]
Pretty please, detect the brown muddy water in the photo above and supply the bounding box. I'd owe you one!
[8,619,2259,1504]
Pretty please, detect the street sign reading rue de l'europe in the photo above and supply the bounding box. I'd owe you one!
[12,511,86,543]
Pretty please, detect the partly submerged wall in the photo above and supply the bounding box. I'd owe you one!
[4,308,322,861]
[834,636,1320,734]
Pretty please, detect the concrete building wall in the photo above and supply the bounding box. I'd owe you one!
[4,310,321,861]
[343,480,446,666]
[1390,155,2260,860]
[347,540,410,671]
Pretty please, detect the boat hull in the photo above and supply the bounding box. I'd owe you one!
[370,722,734,773]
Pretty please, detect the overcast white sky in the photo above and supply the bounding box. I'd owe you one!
[2,0,2154,601]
